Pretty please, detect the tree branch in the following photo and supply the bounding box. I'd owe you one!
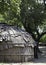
[37,31,46,42]
[40,32,46,39]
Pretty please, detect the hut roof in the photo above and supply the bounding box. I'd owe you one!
[0,24,36,50]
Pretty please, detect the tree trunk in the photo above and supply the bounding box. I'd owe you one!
[34,46,38,58]
[23,23,46,58]
[36,32,46,54]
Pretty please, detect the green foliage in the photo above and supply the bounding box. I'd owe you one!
[20,0,46,30]
[40,34,46,42]
[0,0,22,27]
[20,0,46,41]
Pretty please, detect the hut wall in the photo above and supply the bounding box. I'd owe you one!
[0,46,34,62]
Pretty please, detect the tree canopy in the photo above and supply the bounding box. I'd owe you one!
[20,0,46,42]
[0,0,22,27]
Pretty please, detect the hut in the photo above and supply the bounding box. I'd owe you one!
[0,23,36,62]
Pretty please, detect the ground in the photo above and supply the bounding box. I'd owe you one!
[0,46,46,65]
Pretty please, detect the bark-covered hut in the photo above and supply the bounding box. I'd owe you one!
[0,23,36,62]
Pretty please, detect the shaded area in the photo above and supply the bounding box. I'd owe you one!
[34,46,46,63]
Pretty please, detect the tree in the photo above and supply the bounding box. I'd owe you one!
[20,0,46,57]
[20,0,46,40]
[0,0,22,27]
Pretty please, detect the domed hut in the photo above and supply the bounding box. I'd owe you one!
[0,23,36,62]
